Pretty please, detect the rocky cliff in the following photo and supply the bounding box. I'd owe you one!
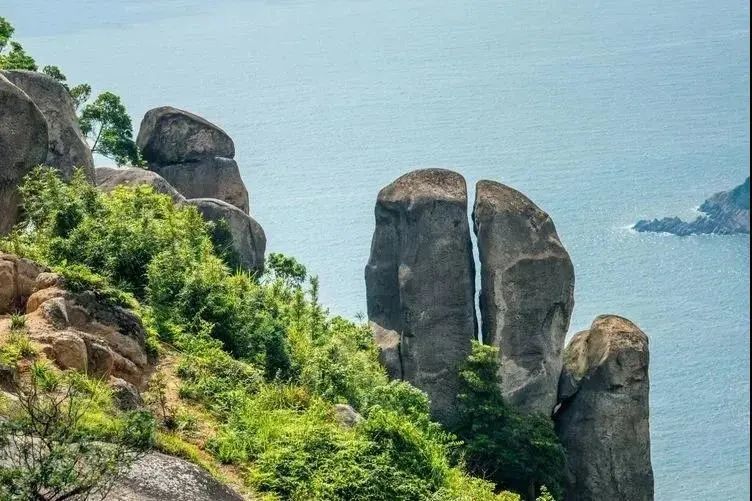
[634,178,750,236]
[365,168,477,427]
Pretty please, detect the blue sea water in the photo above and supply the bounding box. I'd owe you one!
[4,1,749,499]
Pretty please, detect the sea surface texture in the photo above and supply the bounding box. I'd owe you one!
[5,1,749,499]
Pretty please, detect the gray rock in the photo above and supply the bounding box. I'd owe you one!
[634,177,750,236]
[365,168,476,427]
[0,74,48,234]
[110,377,143,411]
[95,166,186,203]
[108,452,243,501]
[185,198,266,273]
[333,403,363,427]
[153,157,249,213]
[472,180,574,415]
[1,70,94,182]
[554,315,654,501]
[136,106,234,165]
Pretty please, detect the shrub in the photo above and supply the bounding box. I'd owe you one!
[0,364,155,500]
[453,342,565,500]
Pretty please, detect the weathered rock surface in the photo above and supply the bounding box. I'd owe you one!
[0,74,48,234]
[152,157,249,213]
[0,253,151,389]
[472,180,574,416]
[1,70,94,181]
[634,177,750,236]
[136,106,235,165]
[333,403,363,428]
[186,198,265,272]
[554,315,653,501]
[95,166,186,203]
[365,168,476,427]
[101,452,246,501]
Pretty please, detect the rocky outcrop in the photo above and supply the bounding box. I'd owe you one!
[185,198,266,273]
[95,166,186,203]
[107,452,244,501]
[1,70,94,182]
[0,74,48,234]
[634,177,750,236]
[0,253,151,389]
[472,180,574,416]
[155,158,249,213]
[136,107,249,213]
[136,106,234,165]
[554,315,653,501]
[365,168,476,427]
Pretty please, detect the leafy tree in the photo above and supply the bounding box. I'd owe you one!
[79,91,141,166]
[453,342,565,500]
[41,64,66,82]
[0,16,14,52]
[69,83,92,111]
[0,363,155,500]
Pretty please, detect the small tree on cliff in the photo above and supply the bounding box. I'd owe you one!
[0,17,36,71]
[0,363,155,501]
[453,341,565,500]
[79,91,141,166]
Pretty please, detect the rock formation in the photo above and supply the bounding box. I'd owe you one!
[1,70,94,181]
[186,198,266,273]
[0,253,151,389]
[472,180,574,415]
[95,166,186,203]
[154,157,249,213]
[634,177,750,236]
[554,315,653,501]
[136,107,249,213]
[0,74,48,234]
[106,452,244,501]
[365,168,476,427]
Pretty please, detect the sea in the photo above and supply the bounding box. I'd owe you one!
[3,1,749,499]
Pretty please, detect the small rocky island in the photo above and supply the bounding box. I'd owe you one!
[633,178,750,236]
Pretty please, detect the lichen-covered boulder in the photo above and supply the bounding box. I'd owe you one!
[136,106,234,165]
[554,315,654,501]
[185,198,265,273]
[108,452,244,501]
[0,74,48,234]
[472,180,574,415]
[365,168,476,427]
[95,166,186,203]
[1,70,94,181]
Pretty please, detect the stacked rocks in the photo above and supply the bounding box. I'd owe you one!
[127,107,265,272]
[136,106,249,212]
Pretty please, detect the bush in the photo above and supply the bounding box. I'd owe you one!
[453,342,565,500]
[0,364,154,500]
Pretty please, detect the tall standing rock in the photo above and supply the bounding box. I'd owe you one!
[365,168,476,426]
[1,70,94,181]
[136,106,249,213]
[554,315,654,501]
[0,74,48,234]
[472,180,574,415]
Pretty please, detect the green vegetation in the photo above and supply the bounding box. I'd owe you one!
[0,16,139,166]
[79,91,142,166]
[453,342,566,500]
[1,168,563,500]
[0,363,155,500]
